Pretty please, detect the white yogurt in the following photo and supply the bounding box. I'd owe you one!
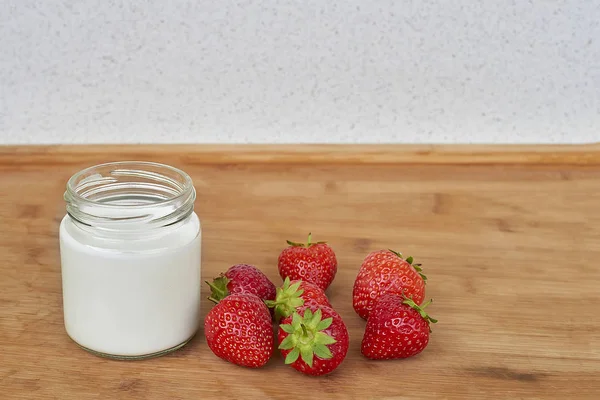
[58,162,202,359]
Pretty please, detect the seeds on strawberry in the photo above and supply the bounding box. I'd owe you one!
[265,277,331,322]
[277,305,349,376]
[361,293,437,360]
[278,233,337,291]
[352,249,427,319]
[204,293,274,368]
[206,263,276,304]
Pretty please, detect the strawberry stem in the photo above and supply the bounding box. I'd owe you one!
[265,276,305,321]
[388,249,428,284]
[278,308,336,368]
[286,232,326,248]
[388,248,403,258]
[401,295,438,331]
[205,276,230,304]
[300,323,308,337]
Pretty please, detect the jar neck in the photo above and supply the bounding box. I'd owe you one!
[64,162,196,238]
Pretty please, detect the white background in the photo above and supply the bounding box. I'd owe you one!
[1,0,599,144]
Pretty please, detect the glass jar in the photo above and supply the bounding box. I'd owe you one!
[59,161,202,360]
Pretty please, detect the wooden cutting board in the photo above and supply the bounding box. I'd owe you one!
[1,144,600,399]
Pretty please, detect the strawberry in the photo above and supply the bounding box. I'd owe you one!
[265,277,331,322]
[278,233,337,291]
[204,293,274,368]
[206,263,276,303]
[361,293,437,360]
[352,249,426,319]
[277,305,349,376]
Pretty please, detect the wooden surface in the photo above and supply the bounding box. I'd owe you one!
[1,144,600,399]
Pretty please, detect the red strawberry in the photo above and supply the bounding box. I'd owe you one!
[361,293,437,360]
[352,249,426,319]
[265,277,331,322]
[206,263,276,303]
[278,233,337,290]
[277,305,349,376]
[204,293,274,368]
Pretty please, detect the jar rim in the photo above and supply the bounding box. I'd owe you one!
[66,161,194,209]
[64,161,196,233]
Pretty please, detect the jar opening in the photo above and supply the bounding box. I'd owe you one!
[64,161,196,232]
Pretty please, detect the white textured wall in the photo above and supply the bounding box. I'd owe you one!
[1,0,599,144]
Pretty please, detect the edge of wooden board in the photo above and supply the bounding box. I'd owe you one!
[1,144,600,166]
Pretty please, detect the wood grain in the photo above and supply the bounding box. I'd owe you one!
[1,143,600,166]
[1,145,599,399]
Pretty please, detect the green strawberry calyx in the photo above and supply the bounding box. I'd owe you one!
[278,308,337,368]
[286,232,326,248]
[402,294,438,332]
[388,248,428,284]
[264,277,305,321]
[205,275,230,304]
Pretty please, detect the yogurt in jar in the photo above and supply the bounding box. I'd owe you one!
[59,161,201,359]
